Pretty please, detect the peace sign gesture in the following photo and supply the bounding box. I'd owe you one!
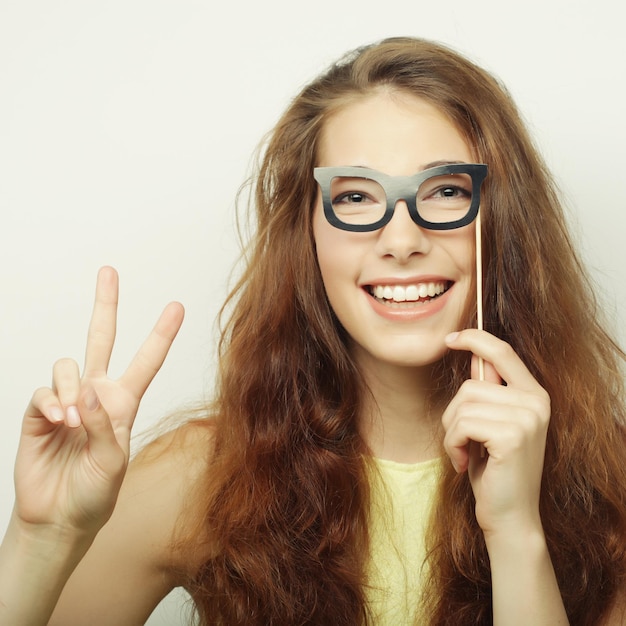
[13,267,184,536]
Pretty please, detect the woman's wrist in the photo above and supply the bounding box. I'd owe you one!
[485,522,569,625]
[482,516,546,556]
[10,507,87,543]
[0,510,95,625]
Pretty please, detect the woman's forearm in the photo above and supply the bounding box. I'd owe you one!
[0,512,93,626]
[487,526,569,626]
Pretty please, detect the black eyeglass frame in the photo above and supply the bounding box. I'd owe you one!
[313,163,488,232]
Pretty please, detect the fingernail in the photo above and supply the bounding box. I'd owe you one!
[445,332,460,344]
[66,406,81,428]
[83,388,99,412]
[50,407,64,423]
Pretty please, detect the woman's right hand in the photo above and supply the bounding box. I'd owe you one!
[13,266,184,538]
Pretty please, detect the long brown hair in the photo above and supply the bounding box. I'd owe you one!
[179,37,626,625]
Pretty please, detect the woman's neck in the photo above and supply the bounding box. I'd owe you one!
[355,350,444,464]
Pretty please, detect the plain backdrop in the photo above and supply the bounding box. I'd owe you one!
[1,1,625,623]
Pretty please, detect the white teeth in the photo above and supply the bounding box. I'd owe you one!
[371,281,447,303]
[393,286,406,302]
[405,285,419,300]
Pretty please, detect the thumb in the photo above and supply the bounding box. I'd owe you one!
[77,387,128,474]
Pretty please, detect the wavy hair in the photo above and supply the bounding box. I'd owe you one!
[179,38,626,625]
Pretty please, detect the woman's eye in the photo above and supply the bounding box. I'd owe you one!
[434,186,470,199]
[330,178,385,211]
[335,192,369,204]
[418,173,473,203]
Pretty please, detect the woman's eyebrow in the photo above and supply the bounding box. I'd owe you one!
[351,160,469,169]
[421,159,468,170]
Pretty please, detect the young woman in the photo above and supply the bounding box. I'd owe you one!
[1,37,625,625]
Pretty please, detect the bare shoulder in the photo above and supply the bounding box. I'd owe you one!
[603,585,626,625]
[49,418,215,625]
[133,417,216,483]
[127,417,217,569]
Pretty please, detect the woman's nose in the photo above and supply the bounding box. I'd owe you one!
[374,200,432,263]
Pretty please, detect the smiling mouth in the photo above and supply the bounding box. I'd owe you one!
[367,281,452,306]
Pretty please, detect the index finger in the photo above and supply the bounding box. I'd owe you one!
[119,301,185,400]
[83,266,119,376]
[445,329,540,391]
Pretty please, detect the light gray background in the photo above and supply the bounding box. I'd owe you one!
[1,1,624,623]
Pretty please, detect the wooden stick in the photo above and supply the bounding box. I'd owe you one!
[476,210,486,459]
[476,210,485,382]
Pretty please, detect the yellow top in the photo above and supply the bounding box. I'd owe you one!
[366,456,441,625]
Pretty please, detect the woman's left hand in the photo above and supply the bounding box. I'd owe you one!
[441,329,551,539]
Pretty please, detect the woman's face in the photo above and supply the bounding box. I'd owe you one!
[313,91,476,372]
